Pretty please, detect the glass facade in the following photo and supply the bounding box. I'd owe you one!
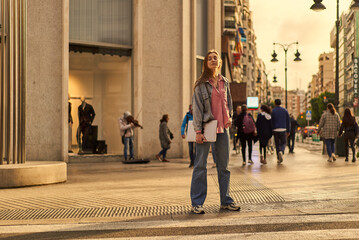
[70,0,132,46]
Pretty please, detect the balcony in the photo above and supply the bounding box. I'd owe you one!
[223,16,237,35]
[224,0,237,13]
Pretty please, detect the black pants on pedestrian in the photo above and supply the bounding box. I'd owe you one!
[288,133,295,153]
[273,131,287,157]
[344,136,355,159]
[259,142,267,159]
[240,134,253,162]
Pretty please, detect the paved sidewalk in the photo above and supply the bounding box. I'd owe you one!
[0,142,359,227]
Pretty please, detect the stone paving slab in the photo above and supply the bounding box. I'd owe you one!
[0,143,358,225]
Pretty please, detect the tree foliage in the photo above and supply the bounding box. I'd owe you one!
[309,92,335,124]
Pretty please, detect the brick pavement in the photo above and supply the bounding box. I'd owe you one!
[0,141,358,225]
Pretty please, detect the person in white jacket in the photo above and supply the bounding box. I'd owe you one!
[118,111,136,160]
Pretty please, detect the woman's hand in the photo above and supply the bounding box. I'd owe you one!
[196,133,206,144]
[225,122,231,128]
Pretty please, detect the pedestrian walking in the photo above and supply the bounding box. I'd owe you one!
[256,105,272,164]
[271,99,290,163]
[181,105,196,168]
[318,103,341,162]
[156,114,172,162]
[231,106,241,151]
[190,49,240,214]
[235,104,256,165]
[288,114,300,153]
[339,108,358,163]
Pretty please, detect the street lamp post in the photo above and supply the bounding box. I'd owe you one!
[271,42,302,109]
[311,0,359,110]
[263,69,276,104]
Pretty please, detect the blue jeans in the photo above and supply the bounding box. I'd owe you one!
[273,131,287,157]
[325,139,335,157]
[188,142,196,165]
[159,148,168,158]
[211,142,217,163]
[123,136,134,160]
[191,129,234,206]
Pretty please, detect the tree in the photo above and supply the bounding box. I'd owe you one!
[310,92,335,123]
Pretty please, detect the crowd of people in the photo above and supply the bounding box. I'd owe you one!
[118,49,358,215]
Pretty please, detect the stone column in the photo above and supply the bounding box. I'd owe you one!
[26,0,69,162]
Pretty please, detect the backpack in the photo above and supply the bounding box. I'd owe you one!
[243,113,255,134]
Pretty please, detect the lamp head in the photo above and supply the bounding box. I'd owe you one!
[351,0,359,10]
[271,50,278,62]
[294,50,302,62]
[310,0,326,12]
[273,75,278,83]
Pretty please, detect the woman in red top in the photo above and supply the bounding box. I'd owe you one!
[190,50,240,214]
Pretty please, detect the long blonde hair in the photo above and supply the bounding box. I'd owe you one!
[194,50,222,89]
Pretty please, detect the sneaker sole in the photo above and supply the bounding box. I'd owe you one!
[191,210,205,214]
[220,206,241,211]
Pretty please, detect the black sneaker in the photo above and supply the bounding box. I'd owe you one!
[353,157,356,163]
[191,205,205,214]
[278,151,283,163]
[220,202,241,211]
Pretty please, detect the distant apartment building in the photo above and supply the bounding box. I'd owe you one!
[272,86,284,105]
[330,9,359,115]
[305,82,312,111]
[223,0,265,106]
[311,74,319,99]
[318,52,334,93]
[286,89,305,118]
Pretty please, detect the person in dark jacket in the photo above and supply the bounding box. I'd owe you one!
[256,105,272,164]
[231,105,241,151]
[271,99,290,164]
[235,104,256,165]
[288,114,300,153]
[339,108,358,163]
[156,114,171,162]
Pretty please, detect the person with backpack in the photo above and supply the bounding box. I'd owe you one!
[339,108,358,163]
[271,99,290,164]
[181,104,196,168]
[235,104,256,165]
[256,105,272,164]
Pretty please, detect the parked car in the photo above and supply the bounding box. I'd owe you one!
[302,126,318,139]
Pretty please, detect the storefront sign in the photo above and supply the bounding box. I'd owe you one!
[354,97,358,107]
[354,57,359,99]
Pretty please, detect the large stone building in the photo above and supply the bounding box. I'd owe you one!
[318,52,334,93]
[1,0,271,168]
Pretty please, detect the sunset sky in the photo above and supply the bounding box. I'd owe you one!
[251,0,352,92]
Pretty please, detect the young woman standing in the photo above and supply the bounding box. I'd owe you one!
[190,50,240,214]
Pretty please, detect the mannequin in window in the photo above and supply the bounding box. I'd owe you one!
[77,96,96,153]
[68,94,73,153]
